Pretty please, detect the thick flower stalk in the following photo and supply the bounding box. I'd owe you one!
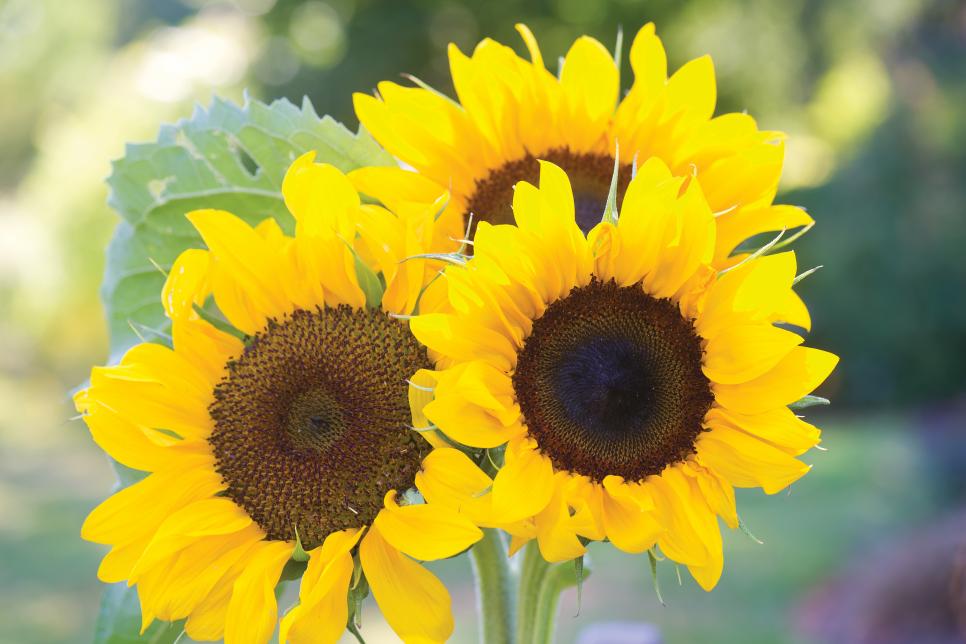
[410,159,838,590]
[75,153,490,643]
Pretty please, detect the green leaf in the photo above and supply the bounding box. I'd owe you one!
[93,583,184,644]
[103,94,392,362]
[790,394,831,410]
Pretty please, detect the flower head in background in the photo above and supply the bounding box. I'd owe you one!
[410,160,837,590]
[354,23,811,266]
[75,154,486,644]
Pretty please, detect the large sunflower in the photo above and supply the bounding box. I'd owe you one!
[76,153,487,643]
[409,160,838,590]
[354,23,812,266]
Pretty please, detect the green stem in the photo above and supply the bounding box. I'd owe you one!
[531,563,580,644]
[469,529,516,644]
[515,541,552,643]
[518,549,592,644]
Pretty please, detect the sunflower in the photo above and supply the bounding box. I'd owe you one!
[353,23,811,267]
[409,159,838,590]
[75,153,489,643]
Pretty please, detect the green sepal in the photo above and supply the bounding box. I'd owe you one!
[351,247,386,309]
[790,395,831,410]
[601,141,622,226]
[647,549,666,606]
[573,555,585,617]
[793,264,823,285]
[738,515,765,545]
[484,444,507,475]
[279,559,308,583]
[292,525,311,562]
[718,227,787,277]
[347,554,369,642]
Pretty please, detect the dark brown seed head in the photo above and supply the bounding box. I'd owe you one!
[513,280,714,483]
[464,147,633,237]
[208,305,432,549]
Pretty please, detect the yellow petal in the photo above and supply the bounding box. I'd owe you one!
[410,313,517,372]
[373,491,483,561]
[224,540,294,644]
[534,473,587,562]
[82,458,222,547]
[425,396,523,450]
[666,55,716,124]
[713,346,838,414]
[651,467,724,590]
[514,23,544,68]
[423,361,523,448]
[492,438,555,522]
[408,368,440,443]
[773,289,812,331]
[711,199,806,266]
[560,36,619,148]
[172,318,243,386]
[627,23,667,99]
[182,542,266,642]
[535,159,576,224]
[696,425,812,494]
[698,140,784,215]
[646,180,716,298]
[360,526,454,643]
[138,526,264,623]
[697,252,797,339]
[78,400,178,473]
[415,448,495,525]
[348,166,447,213]
[162,249,211,321]
[703,323,804,384]
[129,498,253,579]
[689,465,738,529]
[282,151,360,240]
[314,236,366,310]
[88,343,213,441]
[610,159,683,285]
[647,468,710,567]
[600,477,662,554]
[279,529,361,644]
[188,209,291,326]
[706,406,820,456]
[510,165,592,299]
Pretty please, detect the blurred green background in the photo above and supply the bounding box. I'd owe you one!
[2,0,965,642]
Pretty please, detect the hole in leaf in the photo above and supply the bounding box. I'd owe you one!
[148,176,174,201]
[232,143,260,178]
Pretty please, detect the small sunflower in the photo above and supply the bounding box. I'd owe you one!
[76,153,487,643]
[354,23,811,266]
[410,160,838,590]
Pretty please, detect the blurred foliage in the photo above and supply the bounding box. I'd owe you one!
[1,0,965,640]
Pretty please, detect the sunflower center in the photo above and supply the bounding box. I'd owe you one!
[208,306,432,549]
[512,280,714,483]
[464,147,632,237]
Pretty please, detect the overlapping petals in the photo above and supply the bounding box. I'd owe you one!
[355,22,812,265]
[409,159,837,591]
[76,157,487,643]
